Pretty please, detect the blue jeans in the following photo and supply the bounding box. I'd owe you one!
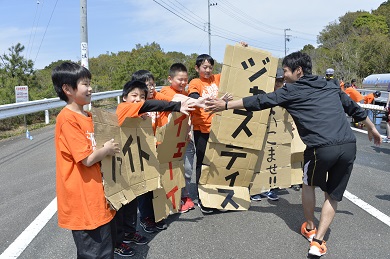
[182,139,195,198]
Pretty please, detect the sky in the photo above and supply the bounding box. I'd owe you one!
[0,0,386,69]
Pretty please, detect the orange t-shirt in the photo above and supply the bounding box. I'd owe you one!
[344,87,363,102]
[363,93,375,104]
[116,102,144,126]
[156,86,188,128]
[188,74,221,133]
[55,107,115,230]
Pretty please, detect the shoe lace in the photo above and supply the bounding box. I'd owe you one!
[132,232,143,241]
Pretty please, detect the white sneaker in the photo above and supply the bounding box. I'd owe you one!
[382,137,389,143]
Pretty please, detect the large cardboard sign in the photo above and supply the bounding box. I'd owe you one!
[201,143,259,187]
[152,161,185,221]
[156,112,189,163]
[210,44,278,150]
[92,108,160,210]
[198,184,250,210]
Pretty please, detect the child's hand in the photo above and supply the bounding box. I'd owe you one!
[180,98,196,116]
[195,97,206,109]
[239,41,248,47]
[220,93,233,102]
[103,139,121,156]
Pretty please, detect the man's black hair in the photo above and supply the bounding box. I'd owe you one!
[121,80,148,100]
[282,51,312,75]
[169,63,187,78]
[195,54,214,68]
[51,62,91,102]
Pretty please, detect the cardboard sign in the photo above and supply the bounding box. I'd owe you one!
[200,143,259,187]
[219,44,278,98]
[92,108,161,210]
[152,161,185,221]
[249,166,292,195]
[291,161,304,186]
[156,112,189,163]
[198,184,250,210]
[209,112,268,150]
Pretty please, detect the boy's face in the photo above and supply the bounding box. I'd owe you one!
[123,88,146,103]
[145,79,156,99]
[63,77,92,105]
[168,71,188,92]
[195,60,213,79]
[283,66,302,83]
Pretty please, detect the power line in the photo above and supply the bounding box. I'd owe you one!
[34,0,59,65]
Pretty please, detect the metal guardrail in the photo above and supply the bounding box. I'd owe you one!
[0,86,163,120]
[0,90,122,120]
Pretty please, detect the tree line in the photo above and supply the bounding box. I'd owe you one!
[1,1,389,107]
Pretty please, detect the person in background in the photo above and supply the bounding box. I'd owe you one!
[204,51,381,257]
[52,62,119,258]
[364,91,381,104]
[384,82,390,143]
[351,79,358,89]
[344,83,363,103]
[339,77,345,91]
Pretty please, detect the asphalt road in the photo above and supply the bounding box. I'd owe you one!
[0,125,389,259]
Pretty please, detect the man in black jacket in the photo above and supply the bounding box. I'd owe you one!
[205,51,381,257]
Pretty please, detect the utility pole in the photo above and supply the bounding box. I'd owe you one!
[80,0,89,69]
[208,1,217,56]
[284,28,291,56]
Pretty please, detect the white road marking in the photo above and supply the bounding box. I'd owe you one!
[0,198,57,259]
[344,191,390,227]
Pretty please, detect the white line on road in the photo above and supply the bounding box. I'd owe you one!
[344,190,390,227]
[0,198,57,259]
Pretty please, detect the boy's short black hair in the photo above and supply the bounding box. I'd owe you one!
[131,70,155,83]
[282,51,312,75]
[351,79,356,84]
[169,63,187,78]
[51,62,91,102]
[121,80,148,100]
[195,54,214,67]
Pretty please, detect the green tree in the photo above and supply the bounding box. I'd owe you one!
[0,43,35,104]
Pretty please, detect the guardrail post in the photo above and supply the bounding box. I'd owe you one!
[45,110,50,124]
[117,96,120,104]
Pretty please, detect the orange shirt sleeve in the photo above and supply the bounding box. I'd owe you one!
[116,102,144,126]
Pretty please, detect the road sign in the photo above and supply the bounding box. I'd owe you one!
[15,86,29,103]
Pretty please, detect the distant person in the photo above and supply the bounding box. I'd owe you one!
[205,51,381,257]
[351,79,358,89]
[324,68,337,84]
[52,62,120,258]
[344,83,363,103]
[363,91,381,104]
[384,82,390,143]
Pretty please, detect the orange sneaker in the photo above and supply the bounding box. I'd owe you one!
[185,197,195,210]
[179,198,190,213]
[301,222,317,242]
[308,240,327,256]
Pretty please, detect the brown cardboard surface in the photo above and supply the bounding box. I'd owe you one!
[152,161,185,221]
[92,108,160,210]
[249,166,292,195]
[255,144,292,172]
[201,143,258,187]
[291,161,304,186]
[219,44,278,97]
[209,113,268,150]
[198,184,250,210]
[156,112,189,163]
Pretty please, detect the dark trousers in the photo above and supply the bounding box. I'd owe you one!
[138,191,154,221]
[114,199,138,247]
[72,220,116,259]
[193,130,210,199]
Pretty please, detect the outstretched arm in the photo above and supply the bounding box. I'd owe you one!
[363,117,382,145]
[82,139,120,167]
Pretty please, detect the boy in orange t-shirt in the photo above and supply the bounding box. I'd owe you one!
[52,62,120,258]
[188,54,232,213]
[159,63,197,213]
